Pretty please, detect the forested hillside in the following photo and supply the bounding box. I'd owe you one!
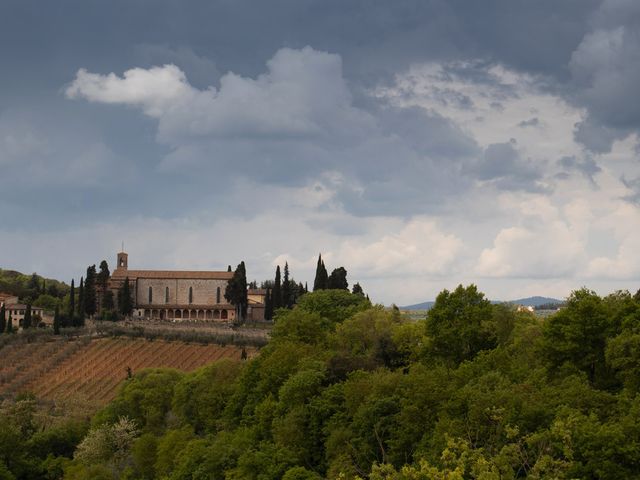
[2,286,640,479]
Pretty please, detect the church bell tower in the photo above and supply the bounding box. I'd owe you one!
[117,250,128,270]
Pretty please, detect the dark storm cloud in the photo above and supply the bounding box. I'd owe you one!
[518,118,540,128]
[464,141,547,193]
[567,0,640,151]
[1,0,635,230]
[621,175,640,205]
[557,155,602,185]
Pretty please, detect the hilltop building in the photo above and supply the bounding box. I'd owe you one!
[108,251,265,322]
[1,293,49,328]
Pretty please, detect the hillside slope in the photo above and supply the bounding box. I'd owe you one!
[0,337,254,405]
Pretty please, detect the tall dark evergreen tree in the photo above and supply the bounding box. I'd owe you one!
[298,282,305,300]
[313,254,329,291]
[264,288,273,321]
[68,278,75,321]
[84,265,97,317]
[272,265,282,310]
[53,306,61,335]
[328,267,348,290]
[6,313,12,334]
[0,305,5,333]
[352,282,365,296]
[225,262,248,320]
[282,262,292,308]
[23,303,32,329]
[97,260,110,309]
[27,273,40,297]
[103,290,115,311]
[77,277,84,326]
[118,277,133,317]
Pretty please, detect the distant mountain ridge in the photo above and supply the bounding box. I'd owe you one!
[400,296,563,311]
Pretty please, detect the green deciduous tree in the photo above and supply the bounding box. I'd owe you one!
[426,284,497,366]
[542,288,614,386]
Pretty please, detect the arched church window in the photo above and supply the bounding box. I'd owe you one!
[189,287,193,304]
[148,287,153,304]
[166,287,169,304]
[216,287,221,304]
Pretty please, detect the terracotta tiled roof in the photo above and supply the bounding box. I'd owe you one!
[5,304,44,311]
[111,269,233,280]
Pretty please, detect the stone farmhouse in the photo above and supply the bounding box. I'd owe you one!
[108,251,265,322]
[0,293,48,327]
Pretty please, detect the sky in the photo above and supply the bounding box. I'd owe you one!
[1,0,639,305]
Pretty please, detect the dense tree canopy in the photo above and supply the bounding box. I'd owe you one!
[2,286,640,479]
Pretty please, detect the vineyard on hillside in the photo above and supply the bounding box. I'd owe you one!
[0,337,255,405]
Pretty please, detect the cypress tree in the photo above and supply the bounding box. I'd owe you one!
[68,279,75,320]
[297,282,305,300]
[53,306,61,335]
[97,260,110,309]
[272,266,282,310]
[313,254,329,291]
[23,303,32,329]
[264,288,272,321]
[103,290,115,311]
[0,305,5,333]
[118,277,133,317]
[328,267,348,290]
[282,262,292,309]
[77,277,84,326]
[352,282,364,296]
[224,262,248,320]
[84,265,97,317]
[7,313,12,334]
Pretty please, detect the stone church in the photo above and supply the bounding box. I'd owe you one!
[109,250,265,322]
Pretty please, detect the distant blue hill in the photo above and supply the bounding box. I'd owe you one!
[506,296,564,307]
[399,301,435,311]
[400,296,563,311]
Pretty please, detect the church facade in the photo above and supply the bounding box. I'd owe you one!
[109,251,241,322]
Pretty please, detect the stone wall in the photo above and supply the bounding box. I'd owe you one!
[135,278,229,307]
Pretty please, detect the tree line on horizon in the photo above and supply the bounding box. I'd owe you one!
[226,254,366,321]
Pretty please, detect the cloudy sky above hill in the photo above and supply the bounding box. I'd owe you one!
[1,0,639,304]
